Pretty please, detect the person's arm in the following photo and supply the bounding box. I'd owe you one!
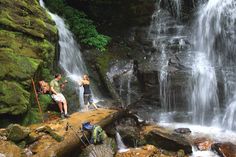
[60,80,68,89]
[50,82,57,95]
[78,80,83,87]
[50,86,57,95]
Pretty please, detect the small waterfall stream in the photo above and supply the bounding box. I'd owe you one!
[116,132,128,152]
[107,61,134,108]
[39,0,96,107]
[174,0,182,20]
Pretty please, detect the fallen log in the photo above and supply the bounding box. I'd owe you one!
[32,109,125,157]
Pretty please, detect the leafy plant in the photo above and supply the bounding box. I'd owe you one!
[44,0,111,52]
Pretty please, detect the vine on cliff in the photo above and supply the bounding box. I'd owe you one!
[44,0,111,52]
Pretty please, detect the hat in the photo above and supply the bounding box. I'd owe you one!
[82,122,93,130]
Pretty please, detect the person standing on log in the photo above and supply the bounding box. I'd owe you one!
[50,73,69,118]
[78,74,98,110]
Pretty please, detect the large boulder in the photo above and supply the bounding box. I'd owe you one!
[6,124,30,142]
[0,81,30,115]
[142,125,192,154]
[0,0,57,124]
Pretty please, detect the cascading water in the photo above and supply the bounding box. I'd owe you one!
[116,132,128,152]
[174,0,182,20]
[190,0,236,129]
[148,0,236,133]
[159,44,170,111]
[107,61,134,108]
[39,0,96,107]
[190,52,219,125]
[148,0,186,115]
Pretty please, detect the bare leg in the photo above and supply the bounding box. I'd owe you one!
[58,102,63,113]
[86,102,89,111]
[63,100,68,115]
[92,103,98,109]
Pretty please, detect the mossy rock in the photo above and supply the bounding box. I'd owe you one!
[0,30,55,68]
[38,94,54,111]
[0,0,58,125]
[0,81,30,115]
[6,124,30,142]
[22,108,44,125]
[0,0,57,40]
[0,49,42,81]
[96,53,111,76]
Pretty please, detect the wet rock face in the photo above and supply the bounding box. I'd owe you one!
[0,0,57,124]
[160,0,200,22]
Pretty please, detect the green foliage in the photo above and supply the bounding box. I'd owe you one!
[44,0,111,51]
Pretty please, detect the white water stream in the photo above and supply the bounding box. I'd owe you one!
[39,0,98,107]
[191,0,236,129]
[116,132,129,153]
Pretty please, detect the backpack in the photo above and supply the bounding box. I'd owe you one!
[91,125,107,144]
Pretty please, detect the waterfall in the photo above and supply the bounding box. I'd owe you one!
[174,0,182,20]
[149,0,236,131]
[190,0,236,128]
[190,52,219,125]
[116,132,128,152]
[222,95,236,130]
[159,44,170,111]
[39,0,96,107]
[107,61,134,108]
[148,1,186,115]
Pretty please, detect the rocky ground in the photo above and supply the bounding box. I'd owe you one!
[0,108,235,157]
[0,109,119,157]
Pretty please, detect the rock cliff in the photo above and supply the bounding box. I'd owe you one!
[0,0,57,126]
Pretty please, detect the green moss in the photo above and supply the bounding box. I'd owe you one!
[96,53,111,75]
[35,18,46,28]
[0,0,57,39]
[0,0,57,125]
[16,141,26,149]
[0,81,30,115]
[0,11,14,30]
[22,108,43,125]
[0,50,42,80]
[37,94,54,112]
[6,124,30,143]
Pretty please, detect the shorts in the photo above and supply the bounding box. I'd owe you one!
[84,94,93,105]
[51,93,66,103]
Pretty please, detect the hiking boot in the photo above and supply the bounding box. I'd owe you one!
[65,114,70,118]
[61,112,65,119]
